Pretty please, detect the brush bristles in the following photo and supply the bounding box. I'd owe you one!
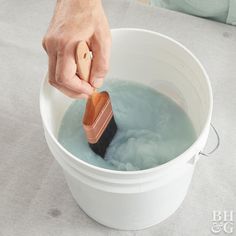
[89,116,117,158]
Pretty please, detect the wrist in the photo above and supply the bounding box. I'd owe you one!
[57,0,102,8]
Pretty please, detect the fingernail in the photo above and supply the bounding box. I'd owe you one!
[92,77,104,88]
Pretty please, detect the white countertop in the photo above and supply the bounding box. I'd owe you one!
[0,0,236,235]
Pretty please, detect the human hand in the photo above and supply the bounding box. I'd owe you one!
[42,0,111,99]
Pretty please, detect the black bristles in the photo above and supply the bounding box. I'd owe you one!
[89,116,117,158]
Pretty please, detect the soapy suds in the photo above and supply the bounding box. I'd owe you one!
[58,80,196,171]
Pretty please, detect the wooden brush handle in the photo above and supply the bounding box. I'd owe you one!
[76,41,92,82]
[76,42,107,124]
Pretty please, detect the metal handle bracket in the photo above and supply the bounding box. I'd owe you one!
[200,123,220,157]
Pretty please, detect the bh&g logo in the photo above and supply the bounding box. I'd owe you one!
[211,210,234,234]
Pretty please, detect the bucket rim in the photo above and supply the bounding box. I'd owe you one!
[39,27,213,176]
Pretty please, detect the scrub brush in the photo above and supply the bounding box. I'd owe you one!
[76,41,117,157]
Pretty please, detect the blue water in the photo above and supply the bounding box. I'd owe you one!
[58,80,196,171]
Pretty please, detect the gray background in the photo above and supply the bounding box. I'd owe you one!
[0,0,236,235]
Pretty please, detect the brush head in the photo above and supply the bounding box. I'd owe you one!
[83,91,117,157]
[88,116,117,157]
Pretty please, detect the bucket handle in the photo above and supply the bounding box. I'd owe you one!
[199,123,220,157]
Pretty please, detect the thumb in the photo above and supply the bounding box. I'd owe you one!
[89,39,111,88]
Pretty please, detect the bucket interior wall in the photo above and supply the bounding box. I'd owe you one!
[107,30,211,136]
[41,30,210,140]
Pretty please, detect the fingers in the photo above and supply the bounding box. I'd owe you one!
[89,31,111,88]
[42,0,111,98]
[50,80,89,99]
[43,37,94,98]
[55,45,94,95]
[47,53,57,85]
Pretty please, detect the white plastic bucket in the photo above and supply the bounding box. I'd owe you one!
[40,28,213,230]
